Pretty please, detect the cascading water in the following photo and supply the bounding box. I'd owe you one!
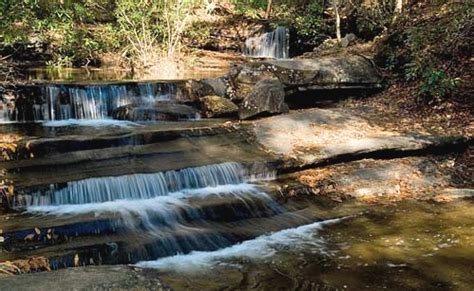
[2,82,179,122]
[244,26,289,59]
[3,162,338,270]
[15,163,274,206]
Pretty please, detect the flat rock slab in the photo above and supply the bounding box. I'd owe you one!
[290,155,473,203]
[0,265,168,291]
[253,108,469,168]
[6,129,272,189]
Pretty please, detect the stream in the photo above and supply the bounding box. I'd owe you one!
[0,71,473,290]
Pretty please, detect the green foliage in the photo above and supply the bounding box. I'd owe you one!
[403,62,423,81]
[376,2,472,101]
[233,0,267,16]
[419,68,460,100]
[293,1,328,44]
[355,1,394,39]
[0,0,40,43]
[113,0,162,67]
[1,0,117,66]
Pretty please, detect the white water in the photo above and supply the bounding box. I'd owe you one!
[42,119,141,128]
[245,26,289,59]
[135,218,343,272]
[17,163,275,207]
[2,82,180,123]
[41,83,176,121]
[27,183,281,230]
[18,162,265,206]
[26,184,274,215]
[16,161,341,266]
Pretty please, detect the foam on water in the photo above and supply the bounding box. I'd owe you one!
[27,183,282,231]
[135,217,343,272]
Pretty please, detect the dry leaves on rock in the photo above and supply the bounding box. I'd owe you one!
[0,256,51,275]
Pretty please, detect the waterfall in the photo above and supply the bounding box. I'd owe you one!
[3,161,343,268]
[16,162,275,207]
[245,26,289,59]
[4,82,180,122]
[17,162,282,250]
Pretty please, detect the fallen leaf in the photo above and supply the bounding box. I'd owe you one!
[24,234,35,241]
[74,254,79,267]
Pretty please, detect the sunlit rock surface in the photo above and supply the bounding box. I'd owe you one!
[253,108,468,167]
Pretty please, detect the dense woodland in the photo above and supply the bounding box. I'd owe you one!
[0,1,472,109]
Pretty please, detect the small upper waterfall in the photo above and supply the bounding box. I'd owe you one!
[244,26,289,59]
[3,82,180,122]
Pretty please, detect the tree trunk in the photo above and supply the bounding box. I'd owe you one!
[395,0,403,14]
[333,0,341,44]
[265,0,273,19]
[392,0,403,23]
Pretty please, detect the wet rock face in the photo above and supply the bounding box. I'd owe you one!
[112,102,199,121]
[238,79,289,120]
[199,95,238,118]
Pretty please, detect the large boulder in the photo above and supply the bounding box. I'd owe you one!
[238,79,289,120]
[227,64,278,101]
[226,55,383,97]
[199,95,238,118]
[112,102,199,121]
[264,56,382,88]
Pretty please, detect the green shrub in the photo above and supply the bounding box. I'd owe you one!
[293,1,328,44]
[419,68,461,100]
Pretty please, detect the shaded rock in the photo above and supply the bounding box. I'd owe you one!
[112,102,198,121]
[239,79,289,120]
[0,265,168,291]
[224,55,382,104]
[202,78,228,97]
[317,33,357,50]
[199,95,238,118]
[186,80,216,99]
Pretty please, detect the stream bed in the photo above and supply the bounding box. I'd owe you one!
[0,73,473,290]
[154,199,474,290]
